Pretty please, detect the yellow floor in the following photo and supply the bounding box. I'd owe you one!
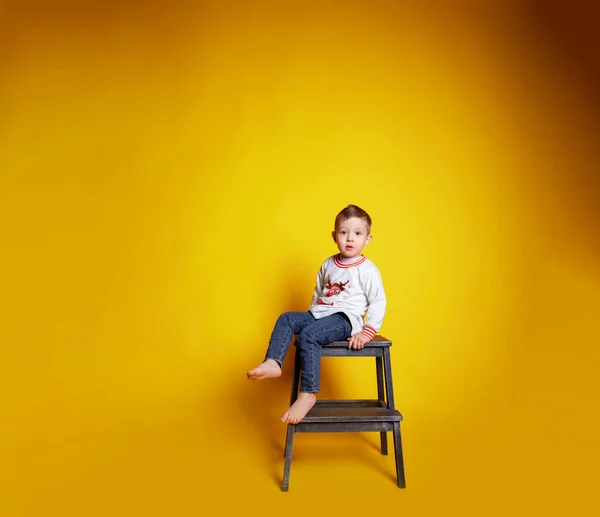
[3,352,598,517]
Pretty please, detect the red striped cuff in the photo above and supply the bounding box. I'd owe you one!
[361,325,377,340]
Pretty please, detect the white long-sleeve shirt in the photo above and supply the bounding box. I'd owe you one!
[308,254,386,339]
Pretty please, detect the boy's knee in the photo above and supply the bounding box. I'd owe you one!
[297,327,319,346]
[277,312,292,324]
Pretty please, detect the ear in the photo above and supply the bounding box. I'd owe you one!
[365,234,373,245]
[331,230,337,242]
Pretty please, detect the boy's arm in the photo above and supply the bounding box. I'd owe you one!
[348,266,386,349]
[361,267,386,340]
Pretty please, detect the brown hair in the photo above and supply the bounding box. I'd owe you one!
[334,204,372,233]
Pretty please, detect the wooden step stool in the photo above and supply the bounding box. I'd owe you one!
[282,335,406,491]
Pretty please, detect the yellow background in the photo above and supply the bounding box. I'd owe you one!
[1,1,599,515]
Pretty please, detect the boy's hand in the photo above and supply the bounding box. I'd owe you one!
[347,332,371,350]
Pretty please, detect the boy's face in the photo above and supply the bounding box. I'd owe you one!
[332,217,372,259]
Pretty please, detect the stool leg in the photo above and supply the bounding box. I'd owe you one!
[393,422,406,488]
[383,347,396,410]
[282,424,295,492]
[376,356,388,455]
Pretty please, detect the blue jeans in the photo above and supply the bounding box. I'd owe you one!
[265,311,352,393]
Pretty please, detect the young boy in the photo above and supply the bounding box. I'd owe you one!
[247,204,386,424]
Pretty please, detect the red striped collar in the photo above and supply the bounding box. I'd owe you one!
[333,254,367,268]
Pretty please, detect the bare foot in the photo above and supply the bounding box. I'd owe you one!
[247,359,282,380]
[281,393,317,424]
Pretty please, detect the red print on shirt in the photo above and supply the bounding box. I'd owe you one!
[317,276,350,306]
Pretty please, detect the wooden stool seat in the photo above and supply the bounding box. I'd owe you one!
[282,335,406,491]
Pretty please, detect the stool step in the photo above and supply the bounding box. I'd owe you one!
[302,406,403,423]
